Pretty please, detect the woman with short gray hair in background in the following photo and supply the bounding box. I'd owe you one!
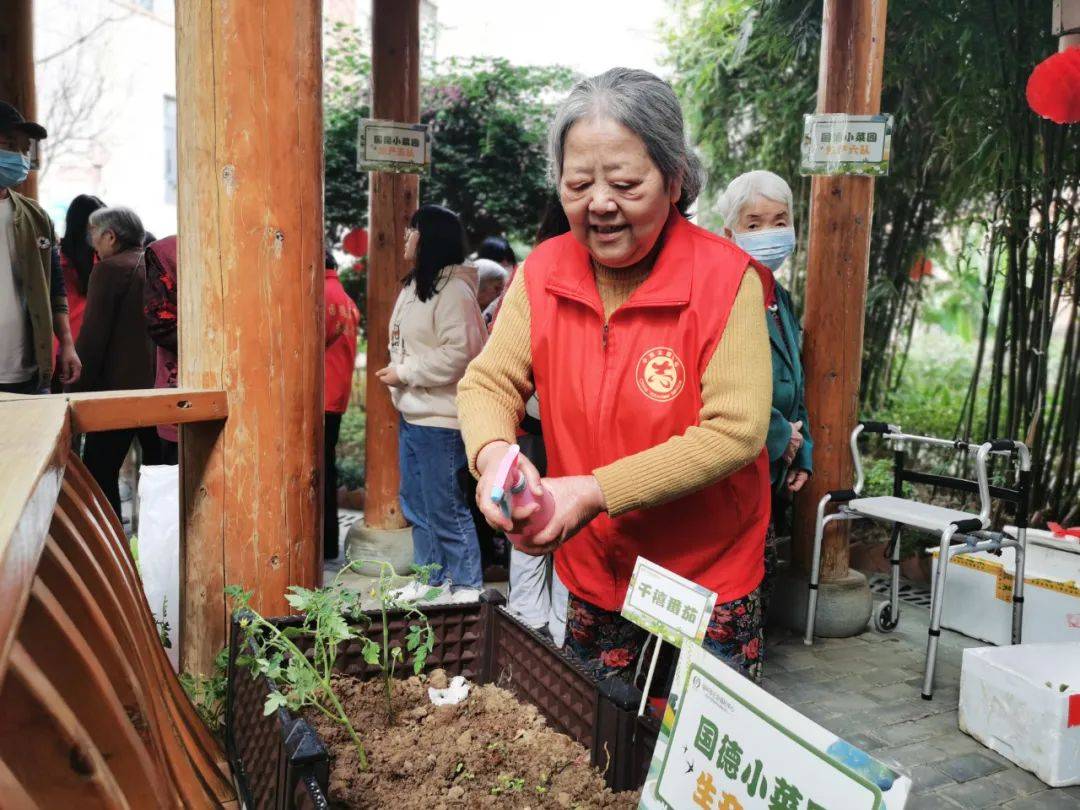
[457,68,774,682]
[717,171,813,620]
[72,205,158,516]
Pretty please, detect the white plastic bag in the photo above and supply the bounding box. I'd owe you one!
[428,675,471,706]
[136,465,181,671]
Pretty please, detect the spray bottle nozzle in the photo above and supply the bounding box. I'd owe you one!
[490,444,523,519]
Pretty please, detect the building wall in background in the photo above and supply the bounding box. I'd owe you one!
[35,0,178,237]
[33,0,438,237]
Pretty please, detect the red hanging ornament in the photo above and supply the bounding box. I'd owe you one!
[1026,46,1080,124]
[343,227,368,257]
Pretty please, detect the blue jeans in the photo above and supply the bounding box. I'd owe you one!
[397,418,483,590]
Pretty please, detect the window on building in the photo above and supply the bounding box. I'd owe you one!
[164,96,177,204]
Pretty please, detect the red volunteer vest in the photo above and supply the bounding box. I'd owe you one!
[526,210,774,610]
[325,270,360,414]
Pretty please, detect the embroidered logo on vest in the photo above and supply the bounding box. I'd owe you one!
[636,347,685,402]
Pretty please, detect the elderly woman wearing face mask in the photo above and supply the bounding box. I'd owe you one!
[458,68,774,682]
[718,172,812,501]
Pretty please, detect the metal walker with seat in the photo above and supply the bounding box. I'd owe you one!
[803,421,1032,699]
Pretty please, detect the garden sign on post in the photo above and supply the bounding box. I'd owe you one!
[637,643,913,810]
[800,113,894,176]
[357,119,432,174]
[621,557,719,716]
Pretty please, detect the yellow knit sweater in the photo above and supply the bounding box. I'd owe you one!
[457,258,772,517]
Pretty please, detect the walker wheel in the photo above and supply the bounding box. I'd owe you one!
[873,600,898,633]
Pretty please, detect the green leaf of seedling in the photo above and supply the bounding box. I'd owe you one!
[285,586,317,612]
[361,639,381,665]
[263,692,287,716]
[391,646,402,660]
[422,588,443,601]
[224,584,252,606]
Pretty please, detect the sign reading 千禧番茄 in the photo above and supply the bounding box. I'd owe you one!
[357,119,431,174]
[800,113,893,176]
[621,557,718,648]
[637,642,912,810]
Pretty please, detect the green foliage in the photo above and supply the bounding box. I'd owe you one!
[421,58,578,245]
[227,578,371,767]
[322,27,576,247]
[324,22,371,241]
[179,648,229,736]
[227,561,439,767]
[870,350,983,441]
[362,560,439,721]
[336,401,366,490]
[157,596,172,649]
[490,775,527,795]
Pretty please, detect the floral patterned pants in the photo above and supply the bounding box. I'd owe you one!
[565,585,764,684]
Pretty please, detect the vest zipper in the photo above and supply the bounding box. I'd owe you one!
[596,317,620,598]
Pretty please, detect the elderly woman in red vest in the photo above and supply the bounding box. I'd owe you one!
[458,68,773,682]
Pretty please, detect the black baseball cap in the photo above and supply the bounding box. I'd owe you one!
[0,102,47,139]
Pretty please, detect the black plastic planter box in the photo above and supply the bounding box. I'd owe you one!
[225,591,658,809]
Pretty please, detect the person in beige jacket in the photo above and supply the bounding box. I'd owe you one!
[376,204,487,604]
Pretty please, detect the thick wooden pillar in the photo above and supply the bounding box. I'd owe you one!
[175,0,324,674]
[363,0,420,531]
[0,0,38,199]
[793,0,887,579]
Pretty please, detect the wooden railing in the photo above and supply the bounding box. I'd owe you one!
[0,390,235,808]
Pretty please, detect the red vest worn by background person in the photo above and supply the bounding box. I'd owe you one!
[325,269,361,414]
[525,210,775,611]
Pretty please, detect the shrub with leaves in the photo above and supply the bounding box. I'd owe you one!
[227,561,439,770]
[179,648,229,736]
[360,560,438,721]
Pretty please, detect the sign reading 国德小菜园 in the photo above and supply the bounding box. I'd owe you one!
[621,557,718,648]
[800,113,893,176]
[637,643,912,810]
[357,119,431,174]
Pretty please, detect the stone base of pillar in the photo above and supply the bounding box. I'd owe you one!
[345,523,414,576]
[769,567,872,638]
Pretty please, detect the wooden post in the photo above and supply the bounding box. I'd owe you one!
[363,0,420,532]
[793,0,887,580]
[0,0,38,199]
[175,0,324,674]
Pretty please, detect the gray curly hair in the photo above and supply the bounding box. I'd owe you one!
[547,67,705,215]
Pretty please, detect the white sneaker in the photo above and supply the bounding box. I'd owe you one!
[448,587,481,605]
[390,580,446,603]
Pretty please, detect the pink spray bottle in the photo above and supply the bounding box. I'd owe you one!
[489,444,556,545]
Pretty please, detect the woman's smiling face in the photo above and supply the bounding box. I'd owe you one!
[558,116,679,268]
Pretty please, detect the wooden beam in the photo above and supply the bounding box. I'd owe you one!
[0,0,37,199]
[364,0,420,531]
[176,0,325,674]
[793,0,888,580]
[68,388,227,432]
[0,389,228,432]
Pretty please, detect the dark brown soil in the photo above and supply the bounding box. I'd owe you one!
[309,669,640,809]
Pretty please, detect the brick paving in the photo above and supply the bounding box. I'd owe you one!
[762,605,1080,808]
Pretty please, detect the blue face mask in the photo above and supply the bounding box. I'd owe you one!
[0,149,31,189]
[733,226,796,271]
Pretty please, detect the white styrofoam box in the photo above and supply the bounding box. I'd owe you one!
[929,529,1080,646]
[959,643,1080,786]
